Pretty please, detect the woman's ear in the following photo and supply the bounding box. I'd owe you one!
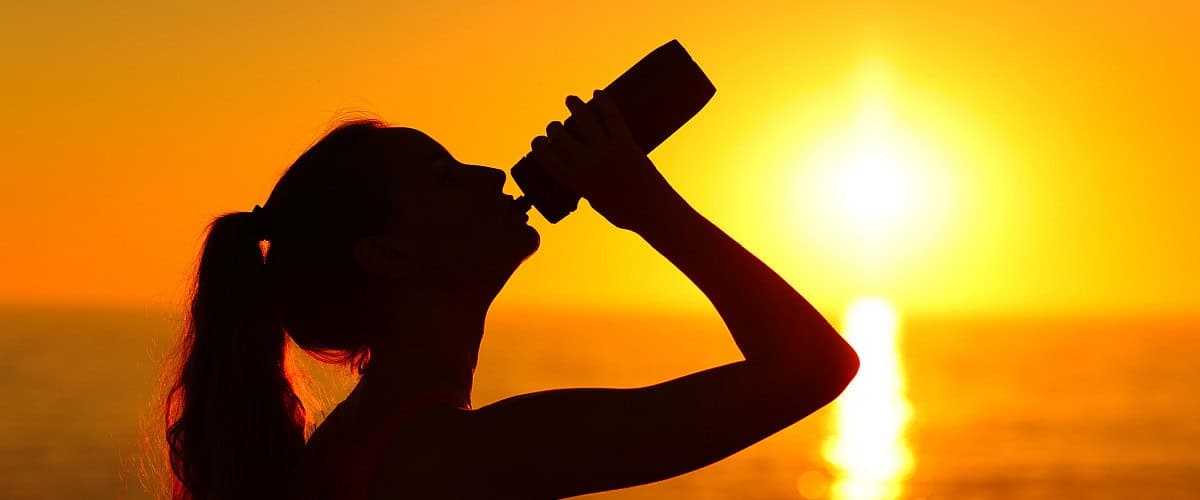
[354,234,413,279]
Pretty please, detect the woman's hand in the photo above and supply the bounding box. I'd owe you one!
[529,89,686,233]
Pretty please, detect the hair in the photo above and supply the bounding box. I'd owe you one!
[164,118,401,499]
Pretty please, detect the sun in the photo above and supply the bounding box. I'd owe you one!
[792,60,953,261]
[825,70,927,243]
[835,138,912,236]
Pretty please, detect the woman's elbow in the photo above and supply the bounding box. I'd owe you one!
[803,339,860,404]
[772,339,861,413]
[832,342,860,393]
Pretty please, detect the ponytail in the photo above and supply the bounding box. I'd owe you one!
[165,209,305,499]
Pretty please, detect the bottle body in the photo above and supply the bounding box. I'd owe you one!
[511,39,717,223]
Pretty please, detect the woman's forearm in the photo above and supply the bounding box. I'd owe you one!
[632,193,857,371]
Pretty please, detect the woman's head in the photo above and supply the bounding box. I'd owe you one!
[264,120,538,370]
[164,118,537,498]
[350,126,539,298]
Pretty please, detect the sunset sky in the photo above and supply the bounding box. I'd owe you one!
[2,0,1196,319]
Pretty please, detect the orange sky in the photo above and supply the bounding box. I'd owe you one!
[1,1,1197,318]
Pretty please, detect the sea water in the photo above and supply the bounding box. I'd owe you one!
[0,305,1196,499]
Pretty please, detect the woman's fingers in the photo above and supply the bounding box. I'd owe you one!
[546,120,576,146]
[592,89,636,147]
[546,120,585,163]
[565,94,607,142]
[530,134,581,193]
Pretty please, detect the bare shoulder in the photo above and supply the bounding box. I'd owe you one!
[371,406,494,499]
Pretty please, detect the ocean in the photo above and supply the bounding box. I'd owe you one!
[1,305,1197,499]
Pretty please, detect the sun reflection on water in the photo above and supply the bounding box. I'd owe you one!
[820,296,913,500]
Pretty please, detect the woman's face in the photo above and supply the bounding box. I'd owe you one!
[361,127,539,286]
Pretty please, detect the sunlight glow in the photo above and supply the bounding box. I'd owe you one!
[837,147,909,232]
[826,62,940,245]
[823,296,914,500]
[789,60,954,267]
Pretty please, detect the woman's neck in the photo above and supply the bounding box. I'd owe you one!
[358,323,485,410]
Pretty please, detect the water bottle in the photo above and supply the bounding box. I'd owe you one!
[511,39,716,223]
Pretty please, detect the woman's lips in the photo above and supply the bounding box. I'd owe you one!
[511,196,533,213]
[501,196,531,223]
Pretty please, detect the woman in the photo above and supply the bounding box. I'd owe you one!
[164,89,859,499]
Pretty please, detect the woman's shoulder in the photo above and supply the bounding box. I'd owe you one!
[369,406,481,494]
[300,395,479,498]
[376,404,476,464]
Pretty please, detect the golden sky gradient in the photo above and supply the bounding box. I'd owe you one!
[2,1,1196,318]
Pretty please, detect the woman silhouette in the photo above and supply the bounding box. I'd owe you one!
[163,89,859,499]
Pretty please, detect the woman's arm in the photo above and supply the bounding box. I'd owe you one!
[450,196,858,499]
[635,189,857,371]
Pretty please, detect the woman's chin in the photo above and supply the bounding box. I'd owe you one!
[517,225,540,257]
